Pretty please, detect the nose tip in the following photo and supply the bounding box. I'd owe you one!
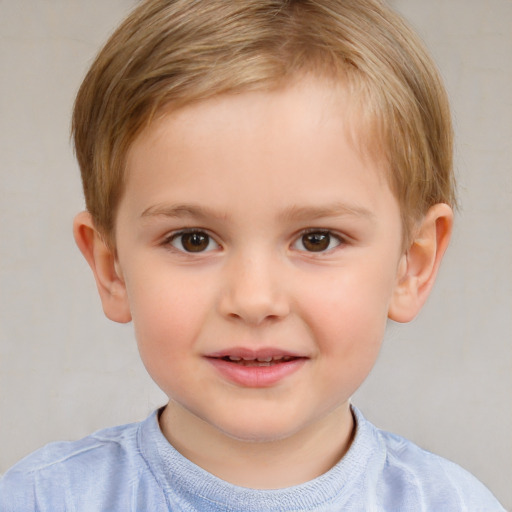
[218,259,290,325]
[225,296,289,325]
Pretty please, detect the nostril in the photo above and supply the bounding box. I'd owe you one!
[217,265,290,324]
[221,296,289,325]
[226,310,286,325]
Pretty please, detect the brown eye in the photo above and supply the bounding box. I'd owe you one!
[294,231,341,253]
[170,231,217,253]
[302,232,330,252]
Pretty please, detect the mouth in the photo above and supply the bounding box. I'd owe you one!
[204,348,307,387]
[214,355,301,367]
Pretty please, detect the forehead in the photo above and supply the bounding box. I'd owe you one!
[120,76,398,229]
[127,75,388,185]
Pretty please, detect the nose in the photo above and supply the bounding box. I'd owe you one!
[218,250,290,326]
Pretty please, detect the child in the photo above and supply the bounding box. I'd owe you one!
[0,0,506,510]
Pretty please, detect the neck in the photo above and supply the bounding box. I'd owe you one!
[159,401,355,489]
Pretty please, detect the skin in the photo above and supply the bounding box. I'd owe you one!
[74,76,453,489]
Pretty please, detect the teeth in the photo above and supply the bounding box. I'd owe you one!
[224,355,296,364]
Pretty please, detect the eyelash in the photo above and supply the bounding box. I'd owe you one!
[164,229,220,254]
[292,229,345,254]
[162,228,346,254]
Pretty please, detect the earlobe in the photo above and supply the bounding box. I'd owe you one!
[388,203,453,323]
[73,211,132,323]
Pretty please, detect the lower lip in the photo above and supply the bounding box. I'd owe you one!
[206,357,306,387]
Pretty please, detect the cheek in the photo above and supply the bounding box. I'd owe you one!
[131,286,190,338]
[125,273,209,378]
[297,266,393,361]
[304,284,387,405]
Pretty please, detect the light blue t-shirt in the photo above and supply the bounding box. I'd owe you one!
[0,406,505,511]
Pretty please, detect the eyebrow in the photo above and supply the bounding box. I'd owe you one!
[278,202,375,222]
[140,201,375,222]
[140,203,229,221]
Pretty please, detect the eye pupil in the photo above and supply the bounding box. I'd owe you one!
[182,232,209,252]
[302,232,330,252]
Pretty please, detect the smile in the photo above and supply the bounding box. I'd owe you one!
[220,355,298,366]
[205,349,308,387]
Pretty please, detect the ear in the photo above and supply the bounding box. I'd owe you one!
[73,211,132,323]
[388,203,453,323]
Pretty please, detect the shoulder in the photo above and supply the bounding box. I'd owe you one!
[0,418,153,511]
[355,410,505,511]
[3,419,141,475]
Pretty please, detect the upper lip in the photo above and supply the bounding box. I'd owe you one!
[205,347,307,361]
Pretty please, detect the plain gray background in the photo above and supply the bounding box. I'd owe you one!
[0,0,510,508]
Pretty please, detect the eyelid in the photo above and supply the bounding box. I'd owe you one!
[291,228,346,253]
[164,228,221,253]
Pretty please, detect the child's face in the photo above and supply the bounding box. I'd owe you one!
[113,77,406,442]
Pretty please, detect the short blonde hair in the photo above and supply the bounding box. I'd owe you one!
[72,0,454,246]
